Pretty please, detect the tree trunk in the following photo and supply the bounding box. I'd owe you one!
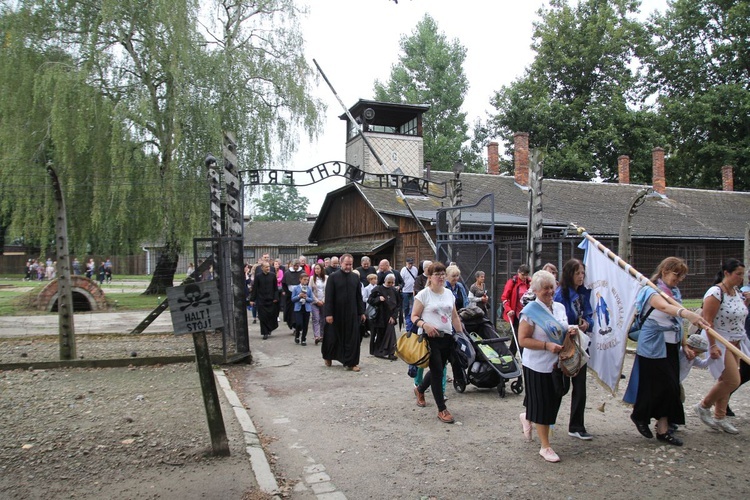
[143,240,180,295]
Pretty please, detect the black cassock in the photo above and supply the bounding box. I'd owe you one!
[367,285,400,358]
[322,270,364,367]
[250,271,279,337]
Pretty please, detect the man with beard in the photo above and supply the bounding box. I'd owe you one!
[249,261,279,339]
[322,254,366,371]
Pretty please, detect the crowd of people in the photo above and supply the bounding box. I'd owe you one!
[23,257,113,284]
[515,257,748,463]
[245,252,750,464]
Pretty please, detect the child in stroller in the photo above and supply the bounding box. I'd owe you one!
[453,310,523,398]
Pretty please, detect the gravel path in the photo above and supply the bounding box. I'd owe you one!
[3,312,750,499]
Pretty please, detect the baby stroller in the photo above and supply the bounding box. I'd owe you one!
[453,311,523,398]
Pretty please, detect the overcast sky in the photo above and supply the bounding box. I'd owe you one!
[287,0,667,213]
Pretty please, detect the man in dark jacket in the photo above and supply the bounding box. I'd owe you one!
[250,262,279,339]
[282,260,304,334]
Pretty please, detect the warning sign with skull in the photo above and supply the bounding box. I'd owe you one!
[167,280,224,335]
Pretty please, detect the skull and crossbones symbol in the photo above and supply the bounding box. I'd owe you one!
[178,284,212,311]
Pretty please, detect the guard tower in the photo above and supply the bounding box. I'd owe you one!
[340,99,430,178]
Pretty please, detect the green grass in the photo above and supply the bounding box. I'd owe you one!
[0,291,23,316]
[108,293,165,311]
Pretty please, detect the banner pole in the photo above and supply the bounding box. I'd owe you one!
[572,224,750,365]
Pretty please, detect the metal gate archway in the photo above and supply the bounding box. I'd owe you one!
[435,194,496,317]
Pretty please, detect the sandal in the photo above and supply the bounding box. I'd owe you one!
[656,432,683,446]
[630,415,653,439]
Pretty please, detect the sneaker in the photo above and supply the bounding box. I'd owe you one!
[568,431,593,440]
[715,418,739,434]
[539,447,560,463]
[693,403,719,430]
[437,409,455,424]
[519,412,532,441]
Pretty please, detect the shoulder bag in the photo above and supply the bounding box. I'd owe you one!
[558,328,587,377]
[396,330,430,368]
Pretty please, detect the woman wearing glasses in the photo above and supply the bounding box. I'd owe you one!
[411,262,464,424]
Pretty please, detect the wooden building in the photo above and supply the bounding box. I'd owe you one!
[307,116,750,300]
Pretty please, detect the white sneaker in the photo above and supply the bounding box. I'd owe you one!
[693,403,719,430]
[715,418,739,434]
[539,447,560,463]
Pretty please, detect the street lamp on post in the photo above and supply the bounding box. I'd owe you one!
[450,160,464,226]
[618,187,655,264]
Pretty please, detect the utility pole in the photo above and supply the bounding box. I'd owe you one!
[47,165,76,360]
[528,150,544,271]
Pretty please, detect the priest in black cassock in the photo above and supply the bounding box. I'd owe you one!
[249,261,279,339]
[322,254,365,371]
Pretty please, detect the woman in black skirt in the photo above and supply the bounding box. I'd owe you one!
[517,270,578,463]
[630,257,707,446]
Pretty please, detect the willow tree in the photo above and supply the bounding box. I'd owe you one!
[0,1,322,294]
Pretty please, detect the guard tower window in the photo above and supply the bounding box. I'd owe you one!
[399,117,418,136]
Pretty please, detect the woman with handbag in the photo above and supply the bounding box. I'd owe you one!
[630,257,707,446]
[411,262,464,424]
[553,259,594,441]
[694,258,748,433]
[517,270,577,463]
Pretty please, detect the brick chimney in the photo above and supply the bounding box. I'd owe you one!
[514,132,529,186]
[618,155,630,184]
[722,165,734,191]
[652,147,666,195]
[488,142,499,175]
[423,160,431,180]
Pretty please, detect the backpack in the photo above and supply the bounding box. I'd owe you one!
[628,287,654,342]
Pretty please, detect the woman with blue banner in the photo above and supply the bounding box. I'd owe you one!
[517,270,578,463]
[628,257,707,446]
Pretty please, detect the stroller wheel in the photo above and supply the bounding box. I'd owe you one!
[453,378,466,393]
[497,383,507,398]
[511,379,523,395]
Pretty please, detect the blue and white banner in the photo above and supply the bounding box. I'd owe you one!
[580,238,641,394]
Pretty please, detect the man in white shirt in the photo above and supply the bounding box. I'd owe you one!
[400,258,418,331]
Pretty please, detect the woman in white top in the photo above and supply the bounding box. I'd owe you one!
[517,270,576,463]
[695,258,748,433]
[411,262,464,424]
[310,263,327,345]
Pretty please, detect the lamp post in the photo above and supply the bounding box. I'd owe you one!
[618,187,655,263]
[448,160,464,262]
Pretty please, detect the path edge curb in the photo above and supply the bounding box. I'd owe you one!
[213,368,280,496]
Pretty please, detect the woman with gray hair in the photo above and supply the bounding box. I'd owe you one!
[517,270,577,462]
